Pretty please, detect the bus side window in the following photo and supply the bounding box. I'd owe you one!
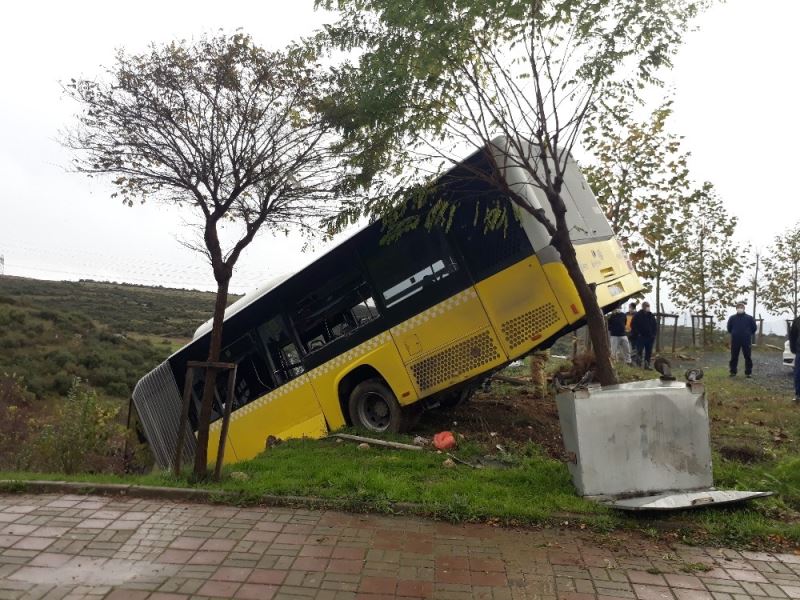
[450,193,533,282]
[257,316,305,383]
[365,228,459,309]
[290,268,378,353]
[219,332,274,411]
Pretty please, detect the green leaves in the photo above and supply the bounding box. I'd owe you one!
[583,91,691,303]
[761,223,800,319]
[314,0,712,230]
[667,183,746,322]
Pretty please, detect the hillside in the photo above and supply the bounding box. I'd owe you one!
[0,276,233,400]
[1,275,787,400]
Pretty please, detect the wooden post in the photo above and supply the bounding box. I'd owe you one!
[174,360,236,479]
[174,366,195,477]
[691,315,696,348]
[655,304,667,352]
[671,315,679,354]
[214,365,238,481]
[754,317,763,346]
[122,395,134,470]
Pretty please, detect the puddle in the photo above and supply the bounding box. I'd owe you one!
[10,557,178,586]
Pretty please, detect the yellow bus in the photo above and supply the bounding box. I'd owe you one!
[132,138,643,468]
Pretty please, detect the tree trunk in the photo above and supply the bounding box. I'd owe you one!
[193,275,231,480]
[751,253,758,345]
[794,261,798,320]
[751,253,758,316]
[655,243,662,352]
[552,233,617,386]
[699,228,708,347]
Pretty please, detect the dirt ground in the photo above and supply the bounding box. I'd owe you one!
[413,346,795,462]
[416,385,568,460]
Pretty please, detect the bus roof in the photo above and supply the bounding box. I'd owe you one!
[192,271,294,340]
[181,136,521,354]
[190,220,372,342]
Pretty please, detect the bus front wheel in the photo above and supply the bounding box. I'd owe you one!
[348,378,414,433]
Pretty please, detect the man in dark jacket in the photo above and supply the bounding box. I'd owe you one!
[788,318,800,402]
[631,301,658,369]
[727,302,757,378]
[607,307,631,364]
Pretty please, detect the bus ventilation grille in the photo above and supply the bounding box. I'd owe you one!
[502,303,561,350]
[410,330,500,391]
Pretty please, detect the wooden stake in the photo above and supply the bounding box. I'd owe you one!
[174,367,195,477]
[214,365,237,481]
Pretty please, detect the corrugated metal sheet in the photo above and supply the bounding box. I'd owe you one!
[131,361,195,470]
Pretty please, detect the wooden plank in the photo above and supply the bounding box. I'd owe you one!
[491,374,529,386]
[330,433,423,451]
[214,365,237,481]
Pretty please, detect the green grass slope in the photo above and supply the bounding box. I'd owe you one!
[0,276,234,399]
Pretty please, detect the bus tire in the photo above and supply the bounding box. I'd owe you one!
[348,378,411,433]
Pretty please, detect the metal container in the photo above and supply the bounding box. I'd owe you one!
[556,379,769,510]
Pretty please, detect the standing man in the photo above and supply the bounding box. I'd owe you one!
[789,318,800,402]
[727,302,757,378]
[607,307,631,365]
[631,301,658,369]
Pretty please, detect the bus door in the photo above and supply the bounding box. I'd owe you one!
[217,315,327,462]
[436,153,569,360]
[362,225,504,396]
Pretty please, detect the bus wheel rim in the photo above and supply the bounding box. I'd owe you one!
[360,391,391,431]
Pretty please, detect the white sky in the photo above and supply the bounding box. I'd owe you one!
[1,0,798,326]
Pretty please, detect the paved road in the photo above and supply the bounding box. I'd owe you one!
[1,494,799,600]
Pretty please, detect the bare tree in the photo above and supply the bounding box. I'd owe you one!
[319,0,710,385]
[63,33,349,479]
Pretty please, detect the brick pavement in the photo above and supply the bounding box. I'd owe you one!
[0,494,798,600]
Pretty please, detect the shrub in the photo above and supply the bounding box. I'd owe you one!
[0,373,35,470]
[52,373,74,396]
[35,378,127,474]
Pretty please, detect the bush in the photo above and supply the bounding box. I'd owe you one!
[0,374,35,470]
[35,378,127,474]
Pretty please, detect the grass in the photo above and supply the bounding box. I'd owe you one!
[2,395,799,551]
[1,276,799,549]
[0,438,603,521]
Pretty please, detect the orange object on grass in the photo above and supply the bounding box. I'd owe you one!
[433,431,457,451]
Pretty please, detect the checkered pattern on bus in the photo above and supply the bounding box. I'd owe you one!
[210,332,393,430]
[390,288,478,335]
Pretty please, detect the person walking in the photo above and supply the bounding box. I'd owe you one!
[726,302,757,378]
[607,307,631,365]
[631,301,658,369]
[789,318,800,403]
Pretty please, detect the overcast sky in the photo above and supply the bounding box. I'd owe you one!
[1,1,799,321]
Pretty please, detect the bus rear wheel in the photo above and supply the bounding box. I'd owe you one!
[348,378,413,433]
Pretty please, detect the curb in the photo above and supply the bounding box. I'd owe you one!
[0,479,433,514]
[0,480,218,502]
[0,480,698,533]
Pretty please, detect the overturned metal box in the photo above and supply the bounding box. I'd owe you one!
[556,378,770,510]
